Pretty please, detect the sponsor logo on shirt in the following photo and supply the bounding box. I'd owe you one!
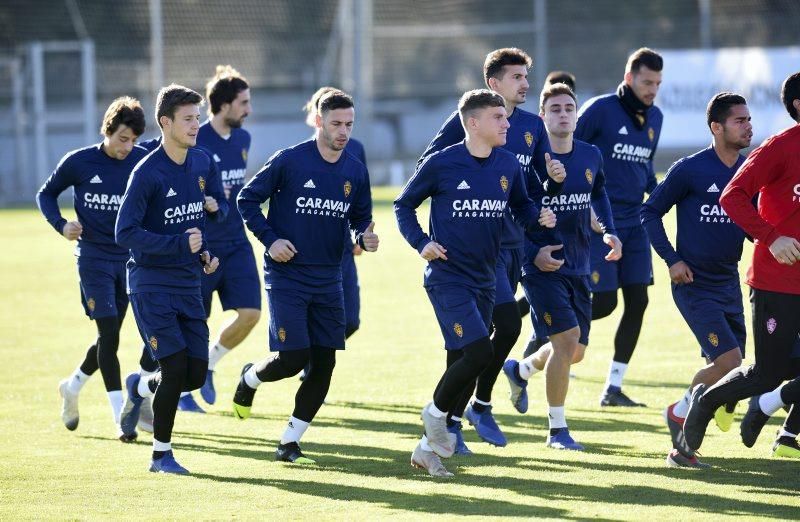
[541,192,591,212]
[164,201,204,224]
[793,184,800,202]
[83,192,123,211]
[221,168,246,186]
[295,196,350,218]
[213,154,221,162]
[89,175,102,184]
[699,204,732,223]
[451,199,507,218]
[166,188,177,197]
[611,143,653,164]
[707,183,720,193]
[304,179,316,189]
[515,154,532,168]
[618,126,628,135]
[457,180,470,190]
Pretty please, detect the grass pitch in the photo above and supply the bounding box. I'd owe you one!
[0,187,797,520]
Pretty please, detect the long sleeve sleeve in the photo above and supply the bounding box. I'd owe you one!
[350,170,374,248]
[115,171,189,255]
[394,160,437,253]
[641,163,688,268]
[35,156,75,234]
[237,151,284,249]
[590,157,616,236]
[205,156,229,223]
[720,140,784,246]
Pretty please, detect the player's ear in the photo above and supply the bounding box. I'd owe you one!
[159,115,170,129]
[487,76,498,91]
[624,70,633,86]
[315,112,323,129]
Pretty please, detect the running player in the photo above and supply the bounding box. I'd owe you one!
[684,72,800,456]
[418,47,565,451]
[576,47,664,407]
[195,65,261,404]
[503,83,621,451]
[232,90,378,464]
[642,92,752,467]
[36,97,147,439]
[397,89,556,476]
[116,84,223,474]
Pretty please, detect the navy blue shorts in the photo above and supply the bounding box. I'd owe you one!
[522,271,591,345]
[130,292,209,361]
[426,284,494,350]
[342,250,361,331]
[590,225,653,292]
[77,257,129,320]
[202,241,261,316]
[495,247,523,306]
[672,281,746,361]
[266,288,345,351]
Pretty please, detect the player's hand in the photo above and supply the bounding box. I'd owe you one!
[603,233,622,261]
[769,236,800,265]
[201,251,219,274]
[62,220,82,241]
[361,221,379,252]
[269,238,297,262]
[590,208,604,234]
[545,153,566,183]
[669,260,694,284]
[534,244,565,272]
[538,207,557,228]
[186,227,203,253]
[204,196,219,213]
[352,243,363,256]
[421,241,448,261]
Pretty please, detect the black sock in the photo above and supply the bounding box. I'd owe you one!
[549,427,566,436]
[152,450,167,460]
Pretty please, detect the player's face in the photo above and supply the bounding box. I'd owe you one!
[224,88,251,128]
[473,105,510,147]
[317,107,354,152]
[721,104,753,150]
[492,65,529,106]
[541,94,577,138]
[103,124,138,160]
[165,104,201,148]
[626,66,662,106]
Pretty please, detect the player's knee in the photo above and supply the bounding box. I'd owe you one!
[236,308,261,330]
[712,349,742,373]
[310,348,337,376]
[592,291,617,319]
[185,361,207,390]
[493,303,522,340]
[279,349,311,376]
[463,337,494,368]
[572,344,587,364]
[623,285,649,314]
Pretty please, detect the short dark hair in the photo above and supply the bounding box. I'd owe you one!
[781,72,800,122]
[545,70,576,92]
[155,84,203,128]
[100,96,145,137]
[706,92,748,129]
[626,47,663,74]
[318,90,354,115]
[206,65,249,115]
[483,48,532,87]
[540,83,578,112]
[458,89,506,125]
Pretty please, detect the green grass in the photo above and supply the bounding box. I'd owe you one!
[1,186,797,520]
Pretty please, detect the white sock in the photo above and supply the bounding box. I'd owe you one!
[759,384,786,416]
[180,392,190,398]
[450,415,462,423]
[420,435,433,452]
[208,342,231,371]
[107,391,124,424]
[139,368,157,378]
[519,355,541,380]
[67,368,91,394]
[779,429,797,439]
[548,406,567,430]
[672,387,692,418]
[244,366,262,389]
[605,361,628,389]
[137,375,155,398]
[427,403,447,418]
[153,439,171,453]
[280,416,310,444]
[472,398,491,407]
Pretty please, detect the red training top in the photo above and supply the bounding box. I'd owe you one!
[720,124,800,295]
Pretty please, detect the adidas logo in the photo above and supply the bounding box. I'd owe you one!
[213,154,221,162]
[89,175,102,184]
[166,188,177,197]
[457,180,470,190]
[618,126,628,135]
[707,183,720,193]
[303,179,316,189]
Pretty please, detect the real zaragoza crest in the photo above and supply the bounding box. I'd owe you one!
[648,127,655,142]
[543,312,552,326]
[591,271,600,284]
[344,180,352,197]
[242,148,248,162]
[453,323,463,338]
[149,336,158,350]
[524,131,533,147]
[278,327,287,342]
[87,297,95,311]
[500,176,508,192]
[708,333,719,347]
[198,176,206,192]
[585,168,593,184]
